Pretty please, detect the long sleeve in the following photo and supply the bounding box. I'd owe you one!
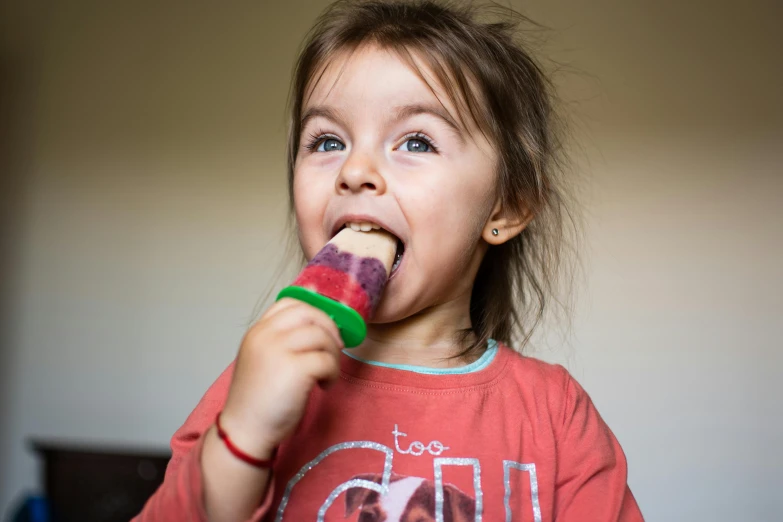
[132,362,274,522]
[553,373,644,521]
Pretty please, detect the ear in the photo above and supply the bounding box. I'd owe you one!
[344,473,384,516]
[482,199,534,245]
[442,484,476,522]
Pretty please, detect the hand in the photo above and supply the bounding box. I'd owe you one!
[218,298,344,458]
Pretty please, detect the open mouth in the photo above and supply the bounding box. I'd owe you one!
[391,237,405,274]
[337,221,405,276]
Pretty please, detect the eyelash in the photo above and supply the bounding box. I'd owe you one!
[401,131,439,152]
[303,130,439,152]
[304,129,337,152]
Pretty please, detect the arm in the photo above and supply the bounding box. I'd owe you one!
[133,299,342,522]
[553,371,644,522]
[131,363,274,522]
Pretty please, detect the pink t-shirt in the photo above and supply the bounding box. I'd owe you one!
[133,344,644,521]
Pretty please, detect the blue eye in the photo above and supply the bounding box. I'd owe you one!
[316,138,345,152]
[400,137,432,153]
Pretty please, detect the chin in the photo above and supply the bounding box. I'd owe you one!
[369,291,432,326]
[368,307,406,325]
[368,297,417,325]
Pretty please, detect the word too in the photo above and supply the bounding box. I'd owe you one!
[392,424,450,456]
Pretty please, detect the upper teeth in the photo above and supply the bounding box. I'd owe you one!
[347,222,381,232]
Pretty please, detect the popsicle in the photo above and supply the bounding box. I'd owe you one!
[276,226,398,347]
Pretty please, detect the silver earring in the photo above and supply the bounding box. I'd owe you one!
[491,228,499,236]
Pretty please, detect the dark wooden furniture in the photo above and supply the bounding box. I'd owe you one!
[30,440,170,522]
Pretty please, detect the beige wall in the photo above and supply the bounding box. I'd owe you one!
[1,1,781,520]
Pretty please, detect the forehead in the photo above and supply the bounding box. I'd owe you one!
[302,43,468,128]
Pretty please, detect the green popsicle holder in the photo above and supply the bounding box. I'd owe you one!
[276,285,367,348]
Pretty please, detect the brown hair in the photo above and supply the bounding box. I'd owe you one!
[286,0,577,357]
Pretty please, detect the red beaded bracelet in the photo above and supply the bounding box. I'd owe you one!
[215,412,276,469]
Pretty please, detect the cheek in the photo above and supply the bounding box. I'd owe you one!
[401,157,495,277]
[408,168,495,232]
[292,172,330,259]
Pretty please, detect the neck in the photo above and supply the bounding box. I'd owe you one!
[355,294,478,368]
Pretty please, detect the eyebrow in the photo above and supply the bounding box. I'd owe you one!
[300,106,347,131]
[391,103,463,137]
[300,103,465,141]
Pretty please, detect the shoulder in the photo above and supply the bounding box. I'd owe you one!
[498,343,573,393]
[496,344,586,427]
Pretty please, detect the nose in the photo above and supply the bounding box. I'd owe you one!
[335,150,387,195]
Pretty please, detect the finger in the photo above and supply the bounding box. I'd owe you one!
[284,324,343,355]
[263,297,305,320]
[297,349,341,387]
[268,302,344,350]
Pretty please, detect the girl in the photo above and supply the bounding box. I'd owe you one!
[135,1,644,521]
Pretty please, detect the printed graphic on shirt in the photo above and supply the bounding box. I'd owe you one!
[345,473,475,522]
[274,424,541,522]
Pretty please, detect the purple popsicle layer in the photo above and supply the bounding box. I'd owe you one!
[306,244,388,312]
[290,228,398,320]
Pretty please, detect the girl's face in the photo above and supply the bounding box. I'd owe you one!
[294,45,498,324]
